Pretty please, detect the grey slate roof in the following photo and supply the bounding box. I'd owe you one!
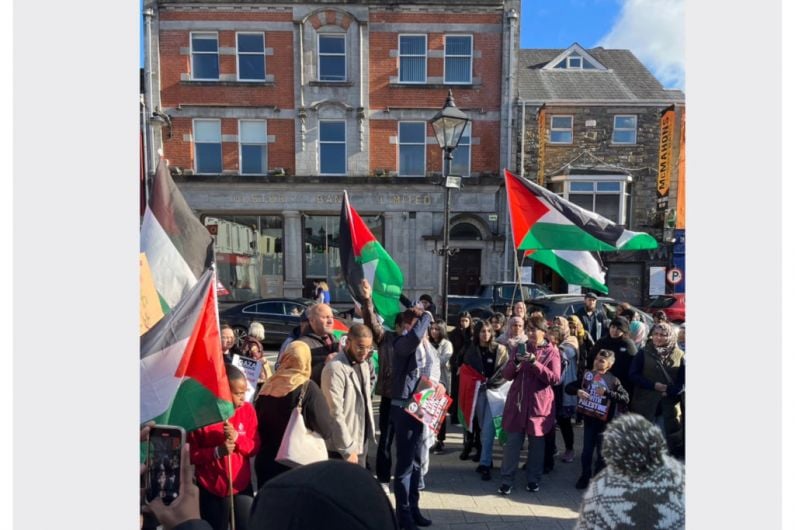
[518,47,685,103]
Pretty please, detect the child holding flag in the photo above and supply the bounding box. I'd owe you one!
[188,364,260,530]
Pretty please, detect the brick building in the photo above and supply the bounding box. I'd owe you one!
[513,44,685,305]
[142,0,521,307]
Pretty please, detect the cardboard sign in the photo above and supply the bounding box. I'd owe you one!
[576,370,612,421]
[140,253,164,335]
[231,354,264,402]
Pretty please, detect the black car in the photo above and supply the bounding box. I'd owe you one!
[526,294,655,330]
[219,298,323,347]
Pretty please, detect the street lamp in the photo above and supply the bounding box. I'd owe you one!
[430,89,470,325]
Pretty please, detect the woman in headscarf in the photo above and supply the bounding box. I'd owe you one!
[254,341,334,486]
[568,315,595,379]
[628,321,685,453]
[628,320,649,350]
[575,413,685,530]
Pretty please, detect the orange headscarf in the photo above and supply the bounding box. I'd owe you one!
[258,341,311,398]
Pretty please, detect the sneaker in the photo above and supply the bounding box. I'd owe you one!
[526,482,540,493]
[432,441,445,455]
[411,509,432,527]
[575,476,590,490]
[475,464,490,474]
[481,469,492,481]
[497,484,512,495]
[561,450,575,463]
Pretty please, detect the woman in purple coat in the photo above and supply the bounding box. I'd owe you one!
[496,315,561,495]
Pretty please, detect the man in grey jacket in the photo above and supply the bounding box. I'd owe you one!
[321,323,377,467]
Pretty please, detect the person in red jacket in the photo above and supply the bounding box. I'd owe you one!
[188,364,260,530]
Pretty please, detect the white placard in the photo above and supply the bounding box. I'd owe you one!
[232,354,264,402]
[649,267,666,296]
[520,266,533,283]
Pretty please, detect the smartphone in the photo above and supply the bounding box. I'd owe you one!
[516,342,527,357]
[145,425,185,505]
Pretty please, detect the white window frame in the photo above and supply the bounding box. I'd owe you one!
[551,174,632,225]
[318,120,347,175]
[238,119,268,175]
[446,122,472,177]
[443,34,473,84]
[317,33,347,82]
[236,32,266,82]
[193,118,222,174]
[549,115,574,144]
[398,121,427,177]
[190,32,220,81]
[398,34,427,84]
[611,115,638,145]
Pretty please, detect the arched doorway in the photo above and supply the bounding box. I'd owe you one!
[448,220,484,295]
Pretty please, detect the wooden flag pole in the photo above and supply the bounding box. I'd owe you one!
[227,454,236,530]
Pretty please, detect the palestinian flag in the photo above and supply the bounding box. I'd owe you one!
[339,191,404,328]
[485,382,511,446]
[140,268,234,431]
[504,169,657,251]
[332,319,349,342]
[525,249,608,294]
[457,364,486,432]
[141,159,214,316]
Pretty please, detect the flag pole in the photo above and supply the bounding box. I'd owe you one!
[503,169,523,310]
[227,454,236,530]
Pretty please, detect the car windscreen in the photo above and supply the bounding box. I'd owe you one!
[648,296,676,309]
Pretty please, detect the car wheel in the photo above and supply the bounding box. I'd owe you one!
[232,325,248,345]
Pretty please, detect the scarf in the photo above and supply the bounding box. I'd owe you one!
[259,341,311,398]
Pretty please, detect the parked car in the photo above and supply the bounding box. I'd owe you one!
[526,294,655,330]
[219,298,341,347]
[446,282,554,325]
[644,293,685,324]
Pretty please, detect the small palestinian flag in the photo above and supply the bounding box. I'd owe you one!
[504,169,658,251]
[332,319,349,342]
[525,249,608,294]
[339,191,404,328]
[140,159,214,316]
[140,268,234,431]
[457,364,486,432]
[485,383,511,446]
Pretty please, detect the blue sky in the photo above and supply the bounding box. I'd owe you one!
[521,0,685,90]
[140,0,684,90]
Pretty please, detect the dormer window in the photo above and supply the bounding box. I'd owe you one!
[545,44,607,71]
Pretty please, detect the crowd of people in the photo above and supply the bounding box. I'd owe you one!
[141,286,685,530]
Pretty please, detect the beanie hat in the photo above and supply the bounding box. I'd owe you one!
[575,413,685,530]
[249,460,399,530]
[609,316,630,334]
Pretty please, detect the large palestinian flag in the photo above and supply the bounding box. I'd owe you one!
[504,169,657,251]
[457,364,486,432]
[339,191,404,328]
[141,159,214,316]
[524,249,608,294]
[140,268,234,431]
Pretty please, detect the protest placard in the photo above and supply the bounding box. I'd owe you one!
[576,370,612,421]
[231,354,264,402]
[404,376,453,435]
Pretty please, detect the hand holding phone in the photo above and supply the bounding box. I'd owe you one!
[144,442,202,530]
[145,425,185,505]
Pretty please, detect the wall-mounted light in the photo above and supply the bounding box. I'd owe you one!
[151,108,173,139]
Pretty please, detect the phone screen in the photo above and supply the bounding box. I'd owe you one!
[517,342,527,357]
[145,425,185,505]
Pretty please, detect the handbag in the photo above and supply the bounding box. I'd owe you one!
[275,381,328,468]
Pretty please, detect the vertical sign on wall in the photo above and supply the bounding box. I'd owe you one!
[537,107,546,186]
[656,107,675,211]
[676,109,686,229]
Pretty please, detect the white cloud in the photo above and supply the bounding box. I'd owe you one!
[597,0,685,90]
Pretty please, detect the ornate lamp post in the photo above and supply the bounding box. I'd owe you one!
[430,90,470,324]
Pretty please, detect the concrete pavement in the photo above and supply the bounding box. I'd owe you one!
[372,397,585,530]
